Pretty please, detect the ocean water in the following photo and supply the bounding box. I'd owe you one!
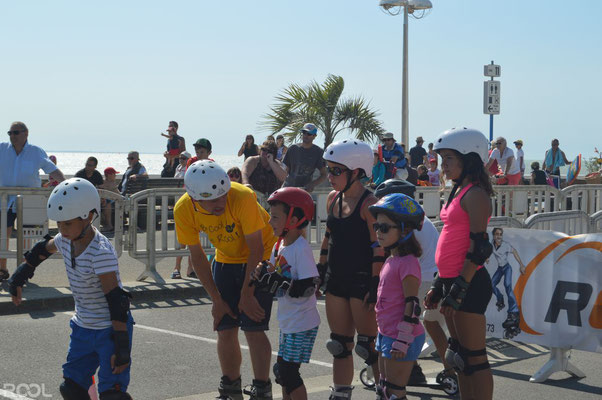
[46,151,242,175]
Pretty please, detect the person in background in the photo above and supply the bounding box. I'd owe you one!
[542,138,571,176]
[266,135,276,143]
[371,148,386,188]
[281,123,327,193]
[174,151,191,179]
[381,132,408,180]
[75,156,104,187]
[242,140,287,196]
[513,140,525,182]
[44,155,60,187]
[485,137,521,185]
[426,142,437,165]
[409,136,427,169]
[98,167,120,232]
[161,120,186,175]
[227,167,243,184]
[276,134,288,161]
[187,138,213,168]
[0,121,65,281]
[427,157,443,187]
[118,151,148,195]
[238,134,260,160]
[487,140,501,176]
[530,161,548,185]
[416,164,431,186]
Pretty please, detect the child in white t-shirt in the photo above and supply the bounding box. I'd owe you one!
[253,187,320,400]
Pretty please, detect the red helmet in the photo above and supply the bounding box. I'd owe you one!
[268,187,315,225]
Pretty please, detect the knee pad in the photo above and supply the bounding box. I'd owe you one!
[99,389,133,400]
[354,335,378,366]
[273,360,303,394]
[59,378,91,400]
[444,337,460,369]
[456,345,489,376]
[326,333,353,359]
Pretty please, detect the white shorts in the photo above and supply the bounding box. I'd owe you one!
[418,280,446,325]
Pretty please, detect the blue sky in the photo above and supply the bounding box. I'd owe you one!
[1,0,600,161]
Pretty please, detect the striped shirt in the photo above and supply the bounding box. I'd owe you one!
[54,229,122,329]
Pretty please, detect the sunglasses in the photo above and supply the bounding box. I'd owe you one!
[85,163,96,168]
[228,173,240,178]
[302,131,315,136]
[496,141,503,145]
[7,130,22,136]
[373,222,399,233]
[383,138,394,142]
[327,166,348,176]
[127,156,136,160]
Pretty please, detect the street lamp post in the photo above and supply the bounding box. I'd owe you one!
[379,0,432,149]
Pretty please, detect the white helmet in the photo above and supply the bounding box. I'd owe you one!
[323,139,374,178]
[433,127,489,163]
[184,160,231,200]
[47,178,101,222]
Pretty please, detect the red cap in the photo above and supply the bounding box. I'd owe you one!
[104,167,120,175]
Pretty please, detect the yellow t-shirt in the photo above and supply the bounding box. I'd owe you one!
[174,182,277,263]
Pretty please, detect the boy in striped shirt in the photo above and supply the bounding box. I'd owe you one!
[8,178,134,400]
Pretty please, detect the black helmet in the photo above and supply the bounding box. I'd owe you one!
[374,179,416,199]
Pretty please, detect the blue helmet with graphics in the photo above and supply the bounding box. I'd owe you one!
[368,193,424,231]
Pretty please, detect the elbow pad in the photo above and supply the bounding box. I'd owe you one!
[24,234,53,267]
[105,287,132,323]
[466,232,493,266]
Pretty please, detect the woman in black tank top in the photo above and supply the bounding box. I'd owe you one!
[319,140,384,400]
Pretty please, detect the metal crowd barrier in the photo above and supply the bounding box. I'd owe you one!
[562,184,602,215]
[591,210,602,232]
[524,210,592,235]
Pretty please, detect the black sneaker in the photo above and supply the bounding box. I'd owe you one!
[408,363,426,385]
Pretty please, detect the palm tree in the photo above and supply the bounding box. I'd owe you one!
[262,74,385,148]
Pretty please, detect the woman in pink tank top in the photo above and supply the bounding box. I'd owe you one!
[425,127,495,400]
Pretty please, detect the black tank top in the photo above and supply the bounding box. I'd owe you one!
[248,161,279,195]
[326,190,372,277]
[167,134,181,151]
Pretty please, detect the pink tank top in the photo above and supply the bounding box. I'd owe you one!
[435,184,486,278]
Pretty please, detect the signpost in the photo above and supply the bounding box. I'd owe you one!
[484,61,501,141]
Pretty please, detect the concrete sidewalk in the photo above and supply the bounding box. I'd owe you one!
[0,252,209,315]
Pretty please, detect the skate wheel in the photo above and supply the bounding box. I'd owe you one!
[442,376,459,396]
[359,367,375,388]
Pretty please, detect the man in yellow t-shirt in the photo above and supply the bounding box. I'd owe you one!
[174,160,277,400]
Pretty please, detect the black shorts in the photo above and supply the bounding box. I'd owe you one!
[325,270,370,300]
[441,268,492,315]
[5,210,16,228]
[212,260,273,332]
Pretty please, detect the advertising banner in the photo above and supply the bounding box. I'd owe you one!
[483,229,601,353]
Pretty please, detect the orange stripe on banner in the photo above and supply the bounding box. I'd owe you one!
[514,236,572,335]
[590,291,602,330]
[557,242,602,262]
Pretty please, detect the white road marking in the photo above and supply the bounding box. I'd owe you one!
[134,323,333,368]
[0,389,35,400]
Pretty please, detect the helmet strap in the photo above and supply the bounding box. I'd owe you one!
[384,222,414,252]
[338,170,356,217]
[274,207,307,257]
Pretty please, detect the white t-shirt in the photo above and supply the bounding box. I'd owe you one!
[516,148,525,171]
[270,236,321,334]
[427,169,441,186]
[54,229,123,329]
[414,217,439,283]
[490,148,520,175]
[492,241,514,267]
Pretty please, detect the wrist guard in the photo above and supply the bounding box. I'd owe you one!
[392,296,421,352]
[8,262,36,296]
[254,271,291,294]
[112,330,131,368]
[466,232,493,266]
[316,262,328,284]
[289,277,320,298]
[24,234,53,267]
[442,276,470,310]
[105,287,132,323]
[428,274,444,304]
[366,275,379,304]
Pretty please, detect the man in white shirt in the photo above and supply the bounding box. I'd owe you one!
[485,137,521,185]
[0,121,65,280]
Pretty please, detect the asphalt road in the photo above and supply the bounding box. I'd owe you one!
[1,298,601,400]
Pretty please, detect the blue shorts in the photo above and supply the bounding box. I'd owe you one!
[63,314,135,393]
[375,333,425,361]
[278,327,319,363]
[212,261,273,331]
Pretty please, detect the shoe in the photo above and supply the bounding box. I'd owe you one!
[0,269,9,282]
[408,363,426,385]
[187,271,197,278]
[171,270,182,279]
[496,298,505,311]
